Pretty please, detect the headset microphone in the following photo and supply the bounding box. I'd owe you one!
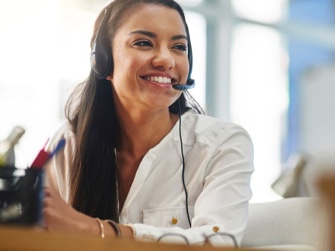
[172,79,195,91]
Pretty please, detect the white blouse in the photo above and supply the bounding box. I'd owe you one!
[45,110,254,246]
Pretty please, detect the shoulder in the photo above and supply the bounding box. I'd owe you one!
[46,122,75,152]
[181,111,252,146]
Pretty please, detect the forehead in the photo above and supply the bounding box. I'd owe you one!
[117,4,187,36]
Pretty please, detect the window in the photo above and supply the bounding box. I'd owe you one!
[230,23,288,201]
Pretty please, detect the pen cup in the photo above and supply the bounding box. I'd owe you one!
[0,166,44,226]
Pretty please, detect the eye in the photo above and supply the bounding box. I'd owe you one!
[134,40,153,47]
[173,44,188,52]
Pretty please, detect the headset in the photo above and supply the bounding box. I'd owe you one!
[90,9,195,91]
[90,7,193,228]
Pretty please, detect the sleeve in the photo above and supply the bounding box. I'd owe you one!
[43,123,74,203]
[129,125,254,247]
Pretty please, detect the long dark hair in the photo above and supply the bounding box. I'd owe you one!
[65,0,204,221]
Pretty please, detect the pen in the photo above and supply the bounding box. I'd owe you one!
[48,138,66,160]
[30,139,50,169]
[30,138,66,169]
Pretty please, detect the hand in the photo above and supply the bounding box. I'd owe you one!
[42,187,134,238]
[42,187,97,235]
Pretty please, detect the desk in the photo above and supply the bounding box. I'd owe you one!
[0,225,275,251]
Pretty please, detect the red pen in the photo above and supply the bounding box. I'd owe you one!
[30,139,50,169]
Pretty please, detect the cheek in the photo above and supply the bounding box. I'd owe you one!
[112,49,132,80]
[111,57,143,95]
[112,48,144,78]
[112,59,141,86]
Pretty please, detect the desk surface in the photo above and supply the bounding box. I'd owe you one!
[0,225,260,251]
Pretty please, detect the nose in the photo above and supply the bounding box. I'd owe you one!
[152,47,175,70]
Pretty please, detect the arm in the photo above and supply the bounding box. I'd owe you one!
[43,124,134,238]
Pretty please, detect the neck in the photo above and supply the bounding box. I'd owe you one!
[117,108,178,159]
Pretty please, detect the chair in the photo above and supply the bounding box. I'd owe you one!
[241,197,329,250]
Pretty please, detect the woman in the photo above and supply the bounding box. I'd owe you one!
[44,0,254,246]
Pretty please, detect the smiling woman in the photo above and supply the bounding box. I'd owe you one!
[41,0,254,247]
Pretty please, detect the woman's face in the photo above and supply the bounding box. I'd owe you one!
[110,4,189,112]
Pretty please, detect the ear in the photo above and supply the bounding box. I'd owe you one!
[106,75,112,81]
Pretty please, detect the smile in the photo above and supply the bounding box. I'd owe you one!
[142,76,176,84]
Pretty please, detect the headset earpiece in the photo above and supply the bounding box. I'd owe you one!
[90,11,113,80]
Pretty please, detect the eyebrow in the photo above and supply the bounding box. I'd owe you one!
[129,30,188,41]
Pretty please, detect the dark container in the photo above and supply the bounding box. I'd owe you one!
[0,167,43,226]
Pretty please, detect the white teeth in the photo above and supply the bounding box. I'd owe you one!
[148,76,172,84]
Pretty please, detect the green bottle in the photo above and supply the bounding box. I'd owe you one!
[0,126,25,167]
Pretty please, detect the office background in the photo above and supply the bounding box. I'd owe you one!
[0,0,334,202]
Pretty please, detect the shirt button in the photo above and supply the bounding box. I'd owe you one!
[171,217,178,225]
[213,226,220,233]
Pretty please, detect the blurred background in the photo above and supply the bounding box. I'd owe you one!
[0,0,334,202]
